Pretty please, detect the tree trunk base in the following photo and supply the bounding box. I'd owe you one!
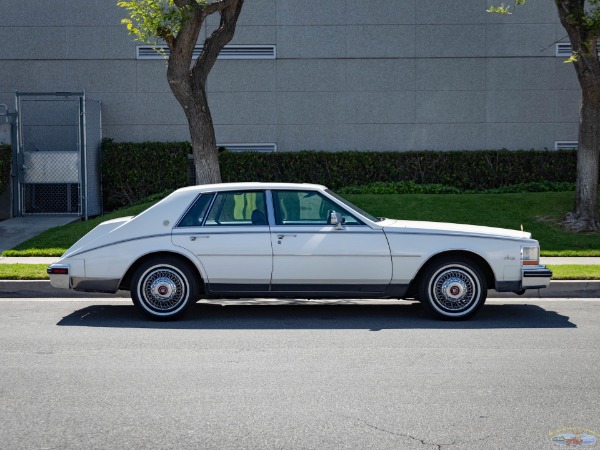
[560,211,600,232]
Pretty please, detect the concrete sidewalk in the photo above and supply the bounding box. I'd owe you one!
[541,257,600,265]
[0,257,61,264]
[0,216,79,254]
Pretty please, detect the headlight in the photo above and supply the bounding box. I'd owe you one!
[521,246,540,265]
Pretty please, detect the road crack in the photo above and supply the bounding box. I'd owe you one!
[336,412,491,449]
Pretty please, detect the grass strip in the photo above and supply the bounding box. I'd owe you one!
[546,264,600,280]
[0,264,49,280]
[3,191,600,257]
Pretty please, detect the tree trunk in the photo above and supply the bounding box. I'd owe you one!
[162,1,244,187]
[563,82,600,232]
[554,1,600,232]
[186,86,222,185]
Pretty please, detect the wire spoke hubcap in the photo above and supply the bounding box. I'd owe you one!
[142,268,186,311]
[432,268,477,311]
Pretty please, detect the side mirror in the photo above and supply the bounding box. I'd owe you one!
[330,211,345,230]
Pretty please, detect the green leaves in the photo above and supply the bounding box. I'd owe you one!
[117,0,197,42]
[486,4,513,15]
[564,52,580,63]
[486,0,525,15]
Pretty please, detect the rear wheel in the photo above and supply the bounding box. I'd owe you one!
[418,257,487,320]
[131,257,199,320]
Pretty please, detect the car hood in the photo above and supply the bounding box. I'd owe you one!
[381,219,532,240]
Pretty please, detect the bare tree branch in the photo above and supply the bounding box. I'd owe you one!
[193,0,244,82]
[201,0,237,18]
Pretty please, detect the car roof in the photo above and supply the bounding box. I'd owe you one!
[176,182,328,193]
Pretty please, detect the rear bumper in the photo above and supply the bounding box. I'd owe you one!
[47,263,120,293]
[47,264,70,289]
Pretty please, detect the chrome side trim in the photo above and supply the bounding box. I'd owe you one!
[265,190,276,227]
[172,228,380,236]
[67,233,172,257]
[384,230,530,242]
[201,192,218,226]
[172,230,270,237]
[205,283,409,299]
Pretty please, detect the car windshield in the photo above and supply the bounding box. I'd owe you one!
[325,189,383,222]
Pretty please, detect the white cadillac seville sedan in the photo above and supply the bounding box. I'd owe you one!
[48,182,551,320]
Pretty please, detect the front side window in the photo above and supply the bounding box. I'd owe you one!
[204,191,267,226]
[272,190,362,226]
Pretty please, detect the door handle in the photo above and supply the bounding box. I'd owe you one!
[190,235,210,241]
[277,234,297,239]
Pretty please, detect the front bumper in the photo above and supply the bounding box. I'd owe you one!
[495,265,552,292]
[522,265,553,289]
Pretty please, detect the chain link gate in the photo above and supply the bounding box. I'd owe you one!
[14,92,102,219]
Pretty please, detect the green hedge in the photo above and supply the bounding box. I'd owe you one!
[337,180,577,195]
[219,150,577,189]
[101,139,579,210]
[101,139,190,210]
[0,145,10,195]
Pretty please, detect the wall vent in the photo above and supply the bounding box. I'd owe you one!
[556,43,572,57]
[187,143,277,183]
[137,44,276,60]
[554,141,578,150]
[219,143,277,153]
[555,42,600,57]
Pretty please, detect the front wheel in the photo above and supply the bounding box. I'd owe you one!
[131,257,199,320]
[418,257,487,320]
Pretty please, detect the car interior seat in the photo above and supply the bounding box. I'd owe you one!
[251,209,267,225]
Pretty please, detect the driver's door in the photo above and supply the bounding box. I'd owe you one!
[269,190,392,294]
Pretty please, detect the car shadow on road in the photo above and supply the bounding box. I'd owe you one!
[57,300,576,330]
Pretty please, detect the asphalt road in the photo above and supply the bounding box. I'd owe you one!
[0,297,599,449]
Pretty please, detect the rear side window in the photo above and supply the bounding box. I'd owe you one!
[204,191,267,226]
[176,194,214,227]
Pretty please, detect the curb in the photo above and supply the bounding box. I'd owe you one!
[1,280,600,299]
[490,280,600,298]
[0,281,130,298]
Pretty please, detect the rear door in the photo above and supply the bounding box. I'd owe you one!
[172,190,272,292]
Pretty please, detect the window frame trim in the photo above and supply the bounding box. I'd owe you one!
[174,192,216,228]
[270,189,365,227]
[203,190,269,227]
